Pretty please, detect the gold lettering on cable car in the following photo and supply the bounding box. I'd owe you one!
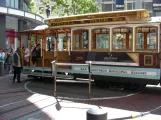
[76,56,83,60]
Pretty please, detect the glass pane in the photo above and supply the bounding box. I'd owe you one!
[57,33,69,51]
[82,32,88,49]
[113,28,132,50]
[92,28,109,49]
[73,30,88,49]
[96,34,108,48]
[23,2,28,11]
[11,0,14,8]
[102,4,112,12]
[75,35,80,49]
[147,33,156,49]
[15,0,19,9]
[143,2,152,11]
[6,0,10,6]
[136,33,144,49]
[46,36,54,51]
[51,37,56,51]
[129,34,132,49]
[57,34,65,51]
[113,33,125,49]
[25,3,28,10]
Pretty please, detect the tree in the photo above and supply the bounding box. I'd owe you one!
[40,0,50,5]
[28,0,39,14]
[52,0,100,16]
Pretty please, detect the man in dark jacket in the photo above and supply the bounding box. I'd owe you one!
[12,47,22,83]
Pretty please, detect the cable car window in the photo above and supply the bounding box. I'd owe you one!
[58,33,70,51]
[112,27,132,50]
[73,29,89,50]
[136,26,157,50]
[136,33,144,49]
[92,28,109,49]
[58,34,66,51]
[82,32,88,49]
[147,30,157,49]
[46,36,56,51]
[75,34,80,49]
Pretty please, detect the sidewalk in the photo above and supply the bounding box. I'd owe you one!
[0,75,161,120]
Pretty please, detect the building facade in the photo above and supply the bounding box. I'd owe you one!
[0,0,44,50]
[153,0,161,16]
[97,0,161,17]
[35,0,161,17]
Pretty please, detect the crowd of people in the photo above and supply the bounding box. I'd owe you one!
[1,43,41,83]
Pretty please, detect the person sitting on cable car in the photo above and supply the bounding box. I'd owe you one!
[32,44,41,66]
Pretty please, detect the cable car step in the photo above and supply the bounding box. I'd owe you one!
[76,78,94,81]
[56,74,74,79]
[56,79,89,83]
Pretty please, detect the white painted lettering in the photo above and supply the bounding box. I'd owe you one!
[131,71,147,75]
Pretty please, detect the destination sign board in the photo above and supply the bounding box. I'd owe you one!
[73,67,156,76]
[50,17,126,27]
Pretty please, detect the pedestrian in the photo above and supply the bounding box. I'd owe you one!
[8,48,14,73]
[24,46,30,66]
[32,44,41,66]
[4,49,9,71]
[0,49,5,60]
[2,50,5,60]
[12,47,22,83]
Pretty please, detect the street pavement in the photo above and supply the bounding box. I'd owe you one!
[0,74,161,120]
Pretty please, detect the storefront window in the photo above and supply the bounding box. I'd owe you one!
[92,28,109,49]
[136,26,157,50]
[112,27,132,50]
[73,29,89,50]
[6,29,18,50]
[6,16,18,50]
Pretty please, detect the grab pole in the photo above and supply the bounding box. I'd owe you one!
[88,61,92,98]
[51,60,57,97]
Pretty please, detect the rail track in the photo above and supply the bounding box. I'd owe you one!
[0,75,160,120]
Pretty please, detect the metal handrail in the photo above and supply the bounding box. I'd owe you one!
[51,60,92,98]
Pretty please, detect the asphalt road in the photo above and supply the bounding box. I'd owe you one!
[25,80,138,99]
[25,79,161,117]
[1,75,161,120]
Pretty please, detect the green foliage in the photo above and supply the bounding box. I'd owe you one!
[30,36,36,46]
[28,0,39,14]
[52,0,100,16]
[40,0,50,5]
